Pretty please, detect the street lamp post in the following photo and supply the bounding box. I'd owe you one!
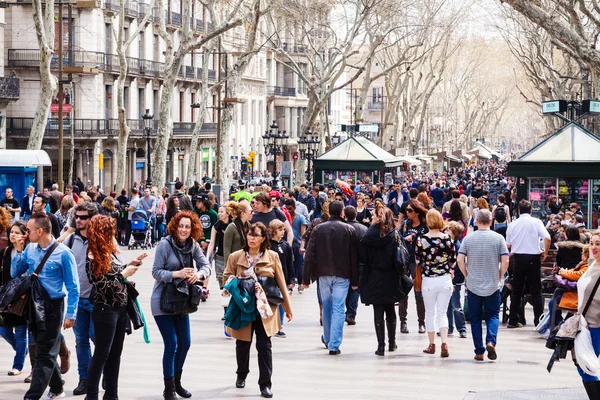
[298,129,320,183]
[142,109,154,188]
[262,120,289,188]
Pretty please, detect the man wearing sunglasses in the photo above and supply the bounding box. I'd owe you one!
[33,194,61,239]
[63,202,98,395]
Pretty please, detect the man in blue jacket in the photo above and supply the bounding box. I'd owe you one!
[430,182,446,211]
[12,213,79,400]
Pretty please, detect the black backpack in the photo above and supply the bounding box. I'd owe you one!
[494,205,507,223]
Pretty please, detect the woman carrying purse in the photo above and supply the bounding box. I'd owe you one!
[85,215,145,400]
[223,222,293,399]
[151,211,211,400]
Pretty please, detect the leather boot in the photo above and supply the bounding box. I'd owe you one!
[59,338,71,374]
[24,344,35,383]
[163,378,177,400]
[416,295,426,334]
[583,381,600,400]
[374,321,385,356]
[174,371,192,398]
[387,319,398,351]
[319,304,323,326]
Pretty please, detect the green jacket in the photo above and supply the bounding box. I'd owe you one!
[224,277,258,330]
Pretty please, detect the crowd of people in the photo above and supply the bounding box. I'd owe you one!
[1,163,600,399]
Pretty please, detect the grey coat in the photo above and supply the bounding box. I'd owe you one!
[151,236,211,316]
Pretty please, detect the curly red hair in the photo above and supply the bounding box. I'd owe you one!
[87,214,117,277]
[167,211,204,241]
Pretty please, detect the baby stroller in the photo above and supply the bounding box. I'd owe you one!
[128,209,153,250]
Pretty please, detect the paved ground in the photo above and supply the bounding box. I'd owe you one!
[0,246,589,399]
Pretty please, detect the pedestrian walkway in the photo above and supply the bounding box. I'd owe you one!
[464,387,587,399]
[0,246,587,399]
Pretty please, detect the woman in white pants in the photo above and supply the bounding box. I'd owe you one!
[416,209,456,358]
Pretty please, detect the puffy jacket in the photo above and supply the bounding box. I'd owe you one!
[359,225,401,305]
[556,240,585,270]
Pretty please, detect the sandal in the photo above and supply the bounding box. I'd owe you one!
[423,343,436,354]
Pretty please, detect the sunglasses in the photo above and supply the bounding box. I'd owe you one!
[406,208,414,213]
[75,215,90,220]
[247,232,263,237]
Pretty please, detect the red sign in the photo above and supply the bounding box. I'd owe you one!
[50,103,71,113]
[293,152,298,160]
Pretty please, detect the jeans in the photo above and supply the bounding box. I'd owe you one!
[421,275,453,332]
[319,276,350,351]
[149,215,157,243]
[236,316,272,388]
[27,298,65,400]
[154,314,191,379]
[292,245,304,286]
[345,286,360,319]
[0,324,28,371]
[125,220,132,245]
[468,289,501,355]
[157,221,166,241]
[278,304,284,327]
[509,253,544,326]
[447,284,466,333]
[578,327,600,382]
[86,305,128,400]
[215,255,225,289]
[73,298,95,380]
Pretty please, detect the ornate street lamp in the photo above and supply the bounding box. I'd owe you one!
[142,109,154,188]
[298,129,320,183]
[262,120,289,184]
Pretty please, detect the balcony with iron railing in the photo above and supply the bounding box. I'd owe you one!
[367,102,384,110]
[267,86,296,97]
[7,118,217,138]
[0,72,20,101]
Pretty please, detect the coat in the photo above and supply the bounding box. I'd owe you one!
[556,240,585,270]
[222,249,292,341]
[303,216,360,286]
[558,261,588,310]
[359,225,401,305]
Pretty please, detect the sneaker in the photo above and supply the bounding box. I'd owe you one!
[459,331,468,339]
[506,322,523,329]
[274,331,286,338]
[328,349,341,355]
[41,392,66,400]
[298,286,304,294]
[437,331,453,337]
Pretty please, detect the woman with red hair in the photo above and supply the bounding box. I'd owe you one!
[151,211,211,400]
[85,215,146,400]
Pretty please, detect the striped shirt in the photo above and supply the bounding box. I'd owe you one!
[458,229,508,297]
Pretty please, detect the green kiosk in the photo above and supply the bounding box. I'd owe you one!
[507,122,600,228]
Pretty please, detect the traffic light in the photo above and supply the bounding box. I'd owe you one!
[99,153,104,170]
[247,151,256,167]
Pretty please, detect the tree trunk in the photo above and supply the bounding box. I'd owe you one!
[153,71,178,187]
[28,0,56,150]
[294,95,321,185]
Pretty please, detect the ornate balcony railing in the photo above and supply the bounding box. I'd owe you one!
[7,118,217,137]
[267,86,296,97]
[0,72,20,101]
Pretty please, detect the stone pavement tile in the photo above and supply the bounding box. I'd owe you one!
[0,246,589,399]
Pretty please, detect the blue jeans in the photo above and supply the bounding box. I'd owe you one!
[279,304,284,327]
[157,221,166,241]
[447,285,466,333]
[579,327,600,382]
[0,324,28,370]
[292,245,304,286]
[73,298,95,379]
[345,287,360,319]
[467,289,501,355]
[318,276,350,351]
[154,314,191,379]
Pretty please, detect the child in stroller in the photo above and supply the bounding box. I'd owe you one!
[128,209,153,250]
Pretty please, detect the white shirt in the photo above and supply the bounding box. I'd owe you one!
[505,213,550,255]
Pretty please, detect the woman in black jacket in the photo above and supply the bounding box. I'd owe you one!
[269,219,294,338]
[360,204,401,356]
[555,225,585,270]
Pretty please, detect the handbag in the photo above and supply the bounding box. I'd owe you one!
[256,275,284,306]
[124,280,144,330]
[0,242,58,317]
[394,231,410,267]
[159,240,202,314]
[546,274,600,372]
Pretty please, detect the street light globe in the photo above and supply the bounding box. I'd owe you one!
[142,109,154,130]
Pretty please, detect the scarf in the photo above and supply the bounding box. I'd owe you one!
[168,236,194,267]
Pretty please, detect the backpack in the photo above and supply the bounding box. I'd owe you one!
[494,205,507,223]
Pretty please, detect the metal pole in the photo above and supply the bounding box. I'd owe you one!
[216,38,222,184]
[58,4,64,191]
[146,127,152,188]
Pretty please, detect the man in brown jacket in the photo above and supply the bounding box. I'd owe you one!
[303,200,359,355]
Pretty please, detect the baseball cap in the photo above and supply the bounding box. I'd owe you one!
[269,190,281,200]
[575,223,585,228]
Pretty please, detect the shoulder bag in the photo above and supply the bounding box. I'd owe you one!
[546,274,600,372]
[159,240,202,314]
[0,242,58,317]
[393,231,413,300]
[256,275,284,306]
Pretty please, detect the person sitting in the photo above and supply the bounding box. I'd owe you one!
[555,225,585,270]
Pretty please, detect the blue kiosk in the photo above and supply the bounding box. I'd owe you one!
[0,150,52,202]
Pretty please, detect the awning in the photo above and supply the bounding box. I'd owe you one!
[444,154,463,163]
[0,150,52,167]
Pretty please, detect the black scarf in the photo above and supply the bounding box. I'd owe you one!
[168,236,194,268]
